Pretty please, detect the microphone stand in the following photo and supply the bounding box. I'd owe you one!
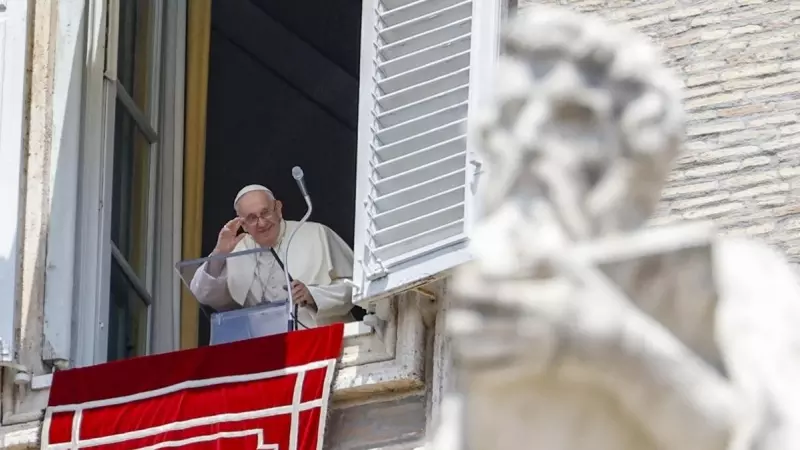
[284,167,312,331]
[282,165,368,328]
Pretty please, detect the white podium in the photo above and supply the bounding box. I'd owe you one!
[175,247,296,345]
[209,299,292,345]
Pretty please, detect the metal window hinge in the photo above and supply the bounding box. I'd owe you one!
[366,265,388,281]
[363,254,388,281]
[358,255,388,281]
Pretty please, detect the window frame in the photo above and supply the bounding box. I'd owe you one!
[105,0,162,362]
[73,0,184,368]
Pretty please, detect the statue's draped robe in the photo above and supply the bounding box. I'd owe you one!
[190,220,355,327]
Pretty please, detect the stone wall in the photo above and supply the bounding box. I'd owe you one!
[519,0,800,261]
[1,0,57,447]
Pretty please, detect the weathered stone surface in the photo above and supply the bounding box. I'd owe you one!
[326,394,426,450]
[519,0,800,264]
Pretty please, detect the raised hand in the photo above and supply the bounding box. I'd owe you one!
[213,218,245,255]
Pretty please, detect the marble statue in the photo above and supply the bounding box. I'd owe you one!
[430,5,800,450]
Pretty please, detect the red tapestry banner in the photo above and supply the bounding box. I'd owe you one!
[42,323,344,450]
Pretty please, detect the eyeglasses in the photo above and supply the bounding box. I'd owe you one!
[242,208,277,226]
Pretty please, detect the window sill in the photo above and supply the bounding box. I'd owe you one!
[333,292,428,402]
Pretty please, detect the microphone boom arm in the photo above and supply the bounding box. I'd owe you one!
[284,166,312,330]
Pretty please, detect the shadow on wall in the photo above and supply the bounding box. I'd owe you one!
[40,2,86,373]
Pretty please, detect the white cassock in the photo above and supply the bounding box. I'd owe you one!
[190,220,354,327]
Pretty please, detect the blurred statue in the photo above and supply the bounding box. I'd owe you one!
[430,5,800,450]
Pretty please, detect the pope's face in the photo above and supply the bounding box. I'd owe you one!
[236,191,283,247]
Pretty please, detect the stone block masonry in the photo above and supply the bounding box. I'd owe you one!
[519,0,800,262]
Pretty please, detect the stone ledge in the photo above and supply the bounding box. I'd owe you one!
[0,421,40,450]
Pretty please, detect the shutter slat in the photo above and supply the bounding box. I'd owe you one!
[372,187,464,229]
[372,203,464,246]
[378,50,470,94]
[374,219,464,262]
[375,118,466,163]
[380,0,432,11]
[375,135,466,176]
[380,234,467,270]
[377,33,471,78]
[376,84,469,127]
[376,67,469,111]
[375,101,468,144]
[378,1,472,42]
[378,17,471,61]
[381,0,465,25]
[373,168,465,213]
[375,151,466,195]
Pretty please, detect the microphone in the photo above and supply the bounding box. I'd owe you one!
[285,166,313,331]
[292,166,310,200]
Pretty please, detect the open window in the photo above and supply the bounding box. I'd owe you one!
[192,0,504,339]
[351,0,504,307]
[194,0,363,345]
[169,0,451,400]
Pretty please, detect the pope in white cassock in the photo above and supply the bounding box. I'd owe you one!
[190,184,356,327]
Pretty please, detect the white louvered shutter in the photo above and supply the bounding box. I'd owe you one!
[352,0,503,305]
[0,0,30,362]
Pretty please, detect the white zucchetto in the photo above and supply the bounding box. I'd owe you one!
[233,184,274,210]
